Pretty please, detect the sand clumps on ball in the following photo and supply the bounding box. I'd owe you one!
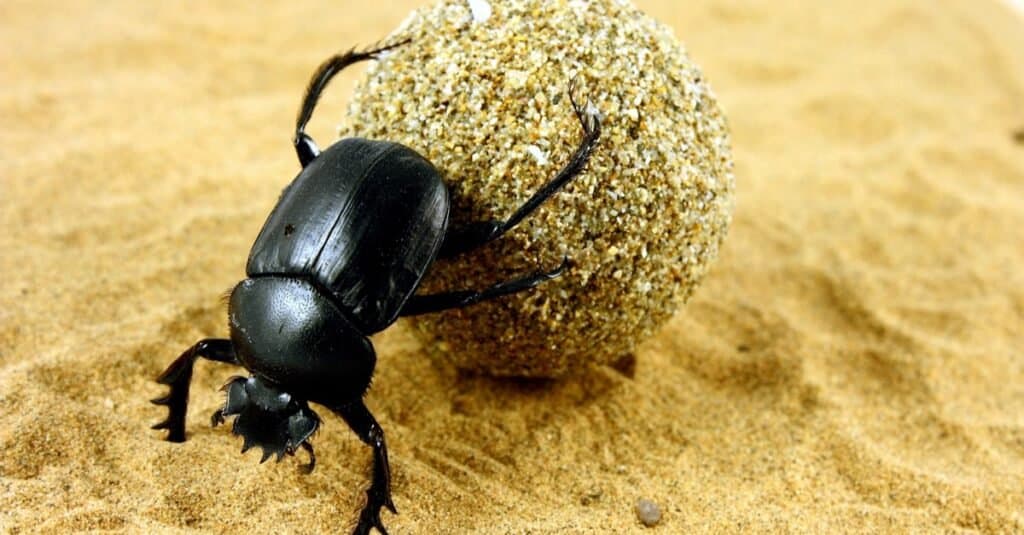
[341,0,734,377]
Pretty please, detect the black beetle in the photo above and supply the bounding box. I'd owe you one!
[152,40,601,535]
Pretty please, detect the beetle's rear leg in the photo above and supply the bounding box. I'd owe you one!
[438,81,602,259]
[400,257,569,316]
[295,39,410,167]
[151,338,239,442]
[331,401,395,535]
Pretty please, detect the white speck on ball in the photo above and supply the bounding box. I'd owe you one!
[467,0,492,23]
[525,144,548,165]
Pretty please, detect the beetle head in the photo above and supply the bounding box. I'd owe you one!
[214,375,320,463]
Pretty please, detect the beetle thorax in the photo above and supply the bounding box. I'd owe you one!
[228,276,377,406]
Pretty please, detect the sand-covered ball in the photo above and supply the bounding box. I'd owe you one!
[341,0,734,377]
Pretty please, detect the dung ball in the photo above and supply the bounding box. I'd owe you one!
[341,0,735,377]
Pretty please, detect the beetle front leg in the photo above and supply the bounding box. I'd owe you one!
[151,338,239,442]
[333,401,396,535]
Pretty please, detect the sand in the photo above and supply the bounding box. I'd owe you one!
[2,0,1023,533]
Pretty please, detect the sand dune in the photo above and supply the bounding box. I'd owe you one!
[2,0,1023,532]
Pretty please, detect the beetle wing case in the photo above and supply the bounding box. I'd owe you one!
[247,138,449,334]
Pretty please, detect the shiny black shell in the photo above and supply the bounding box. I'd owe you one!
[247,138,449,333]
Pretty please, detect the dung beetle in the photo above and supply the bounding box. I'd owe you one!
[151,40,601,535]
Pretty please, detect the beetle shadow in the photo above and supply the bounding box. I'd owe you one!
[448,370,611,429]
[447,352,636,416]
[419,351,638,451]
[372,326,636,426]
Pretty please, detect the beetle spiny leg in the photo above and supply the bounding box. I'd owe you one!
[151,339,239,443]
[150,393,173,405]
[150,417,175,431]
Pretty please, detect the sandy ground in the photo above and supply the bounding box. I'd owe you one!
[2,0,1024,533]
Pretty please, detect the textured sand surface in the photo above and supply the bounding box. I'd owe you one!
[2,0,1023,533]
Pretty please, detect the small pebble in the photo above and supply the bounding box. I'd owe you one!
[635,498,662,527]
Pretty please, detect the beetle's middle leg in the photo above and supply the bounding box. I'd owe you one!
[438,82,602,259]
[399,257,568,316]
[151,338,239,442]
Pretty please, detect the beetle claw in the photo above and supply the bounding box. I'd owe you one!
[150,386,186,442]
[300,441,316,473]
[537,256,571,281]
[360,37,411,60]
[150,393,172,406]
[566,77,602,137]
[352,493,390,535]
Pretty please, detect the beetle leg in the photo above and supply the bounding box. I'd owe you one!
[399,257,569,316]
[436,220,504,259]
[295,39,411,167]
[332,401,396,535]
[300,440,317,474]
[151,338,239,442]
[437,81,602,258]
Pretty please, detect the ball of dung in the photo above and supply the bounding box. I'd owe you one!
[342,0,735,377]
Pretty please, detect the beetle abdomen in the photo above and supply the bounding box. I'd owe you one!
[247,138,449,333]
